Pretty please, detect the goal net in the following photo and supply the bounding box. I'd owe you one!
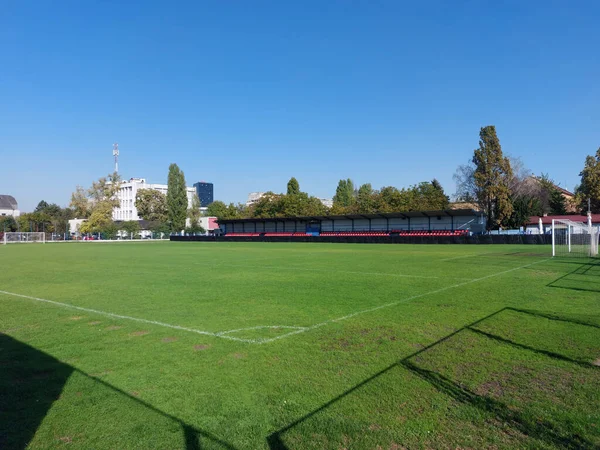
[2,232,46,245]
[552,219,598,258]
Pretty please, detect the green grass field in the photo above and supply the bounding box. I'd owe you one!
[1,241,599,449]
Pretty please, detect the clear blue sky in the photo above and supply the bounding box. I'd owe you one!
[1,1,598,212]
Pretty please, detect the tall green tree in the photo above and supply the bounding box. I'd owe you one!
[549,189,567,215]
[135,189,168,222]
[166,163,188,232]
[333,179,355,208]
[472,126,513,229]
[575,147,600,213]
[286,177,300,196]
[187,195,203,232]
[356,183,376,213]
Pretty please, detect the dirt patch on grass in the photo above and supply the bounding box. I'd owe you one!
[88,321,101,326]
[592,358,600,367]
[194,344,211,351]
[69,316,84,320]
[130,330,149,337]
[58,436,73,444]
[130,391,140,397]
[232,352,245,359]
[105,325,123,331]
[476,380,505,398]
[322,326,399,351]
[162,337,178,343]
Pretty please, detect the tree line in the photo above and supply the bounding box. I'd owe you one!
[4,126,598,234]
[204,126,599,231]
[70,163,205,237]
[1,163,205,237]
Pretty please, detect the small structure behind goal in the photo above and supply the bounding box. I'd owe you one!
[552,219,598,258]
[2,232,46,245]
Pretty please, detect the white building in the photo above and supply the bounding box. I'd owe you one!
[246,192,266,206]
[0,195,20,218]
[318,198,333,208]
[114,178,196,221]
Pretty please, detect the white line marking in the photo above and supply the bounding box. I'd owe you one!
[0,290,257,343]
[0,258,549,345]
[217,325,307,336]
[256,258,551,344]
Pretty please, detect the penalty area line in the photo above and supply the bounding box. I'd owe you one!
[0,290,259,344]
[256,258,551,344]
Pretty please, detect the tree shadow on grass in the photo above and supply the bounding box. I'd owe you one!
[267,307,598,450]
[0,333,236,450]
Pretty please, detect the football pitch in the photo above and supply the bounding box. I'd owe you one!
[1,242,599,449]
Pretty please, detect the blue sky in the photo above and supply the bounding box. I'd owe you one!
[1,1,598,212]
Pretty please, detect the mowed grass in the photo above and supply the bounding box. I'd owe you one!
[0,241,599,449]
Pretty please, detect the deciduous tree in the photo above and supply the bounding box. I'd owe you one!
[187,195,202,230]
[70,185,91,218]
[333,179,355,208]
[135,189,168,222]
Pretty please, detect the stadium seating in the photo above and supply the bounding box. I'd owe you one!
[223,230,468,237]
[390,229,468,236]
[320,231,390,237]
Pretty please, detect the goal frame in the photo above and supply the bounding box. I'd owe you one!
[2,232,46,245]
[551,219,598,258]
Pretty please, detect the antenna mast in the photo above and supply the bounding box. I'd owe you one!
[113,143,119,173]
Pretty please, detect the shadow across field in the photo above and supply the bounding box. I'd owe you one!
[267,307,599,450]
[548,259,600,293]
[0,333,236,450]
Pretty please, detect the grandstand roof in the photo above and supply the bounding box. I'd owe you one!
[218,208,480,223]
[0,195,18,210]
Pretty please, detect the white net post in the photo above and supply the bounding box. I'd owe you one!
[2,232,46,244]
[552,219,598,258]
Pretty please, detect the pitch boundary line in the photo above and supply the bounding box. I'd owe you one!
[0,258,549,345]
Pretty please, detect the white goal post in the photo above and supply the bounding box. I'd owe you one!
[552,219,598,258]
[2,232,46,245]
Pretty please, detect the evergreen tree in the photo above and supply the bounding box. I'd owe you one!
[549,189,567,215]
[575,147,600,213]
[472,126,513,229]
[286,177,300,196]
[166,163,188,232]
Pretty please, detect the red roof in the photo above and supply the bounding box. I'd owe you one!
[528,214,600,225]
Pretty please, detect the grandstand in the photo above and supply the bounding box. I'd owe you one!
[218,209,483,237]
